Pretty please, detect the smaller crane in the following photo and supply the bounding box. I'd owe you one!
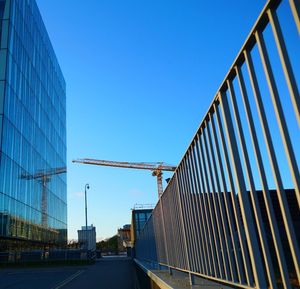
[72,159,176,198]
[21,167,66,227]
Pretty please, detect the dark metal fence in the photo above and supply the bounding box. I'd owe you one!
[135,0,300,288]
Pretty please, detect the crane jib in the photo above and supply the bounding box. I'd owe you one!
[72,159,176,171]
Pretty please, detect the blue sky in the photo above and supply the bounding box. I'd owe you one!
[35,0,296,240]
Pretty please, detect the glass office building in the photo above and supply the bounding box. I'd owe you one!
[131,209,153,243]
[0,0,67,248]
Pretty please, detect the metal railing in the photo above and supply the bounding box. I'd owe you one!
[135,0,300,288]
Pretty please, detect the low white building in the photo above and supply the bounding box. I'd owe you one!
[78,225,96,251]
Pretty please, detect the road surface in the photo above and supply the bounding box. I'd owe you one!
[0,256,137,289]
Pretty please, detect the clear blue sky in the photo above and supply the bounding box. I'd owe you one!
[35,0,298,240]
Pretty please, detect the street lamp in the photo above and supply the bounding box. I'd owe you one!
[85,184,90,230]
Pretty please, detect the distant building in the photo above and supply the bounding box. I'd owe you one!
[0,0,67,250]
[131,205,153,245]
[78,225,96,251]
[118,224,131,249]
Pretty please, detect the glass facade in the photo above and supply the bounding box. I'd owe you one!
[0,0,67,247]
[132,209,152,240]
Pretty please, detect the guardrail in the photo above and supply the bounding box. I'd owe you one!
[135,0,299,288]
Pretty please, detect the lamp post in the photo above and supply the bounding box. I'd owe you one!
[85,184,90,230]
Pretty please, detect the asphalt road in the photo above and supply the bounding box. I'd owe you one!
[0,256,137,289]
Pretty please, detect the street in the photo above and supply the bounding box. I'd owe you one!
[0,257,137,289]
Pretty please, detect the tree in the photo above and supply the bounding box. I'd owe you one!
[96,235,119,254]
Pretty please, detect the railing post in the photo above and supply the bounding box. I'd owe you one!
[189,272,195,285]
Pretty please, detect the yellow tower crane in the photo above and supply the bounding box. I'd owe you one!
[72,158,176,198]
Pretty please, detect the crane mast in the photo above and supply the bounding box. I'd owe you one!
[72,158,176,198]
[21,167,66,227]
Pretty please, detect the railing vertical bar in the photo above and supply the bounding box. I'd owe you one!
[174,179,187,269]
[186,153,203,273]
[255,30,300,210]
[146,220,149,261]
[153,204,162,263]
[227,78,277,289]
[202,122,227,279]
[158,204,164,264]
[159,193,171,268]
[168,193,175,267]
[151,208,158,262]
[157,202,165,264]
[197,131,221,278]
[190,144,209,275]
[164,193,172,266]
[178,164,197,272]
[177,167,192,270]
[182,157,199,272]
[186,150,206,273]
[236,64,292,289]
[169,181,179,267]
[163,195,170,265]
[192,140,212,275]
[190,149,208,274]
[157,201,164,263]
[175,172,193,272]
[179,158,196,271]
[245,46,300,284]
[219,89,268,289]
[173,182,181,267]
[215,101,254,286]
[210,109,241,283]
[178,177,190,270]
[205,116,235,282]
[194,135,215,276]
[267,8,300,128]
[170,181,178,266]
[289,0,300,33]
[168,192,176,267]
[196,133,219,277]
